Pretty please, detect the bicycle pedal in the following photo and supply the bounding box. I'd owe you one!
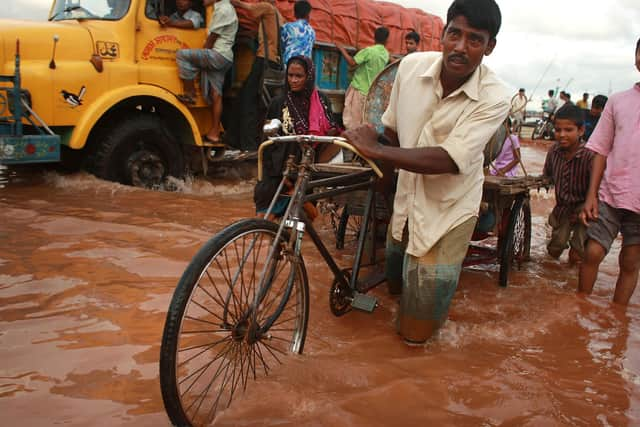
[351,292,378,313]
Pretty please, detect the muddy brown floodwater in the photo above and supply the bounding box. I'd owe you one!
[1,140,639,426]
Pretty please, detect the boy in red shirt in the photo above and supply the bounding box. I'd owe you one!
[543,105,593,262]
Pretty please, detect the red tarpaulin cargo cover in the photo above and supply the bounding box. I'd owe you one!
[234,0,443,55]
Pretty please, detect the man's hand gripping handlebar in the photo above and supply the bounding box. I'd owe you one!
[257,135,384,181]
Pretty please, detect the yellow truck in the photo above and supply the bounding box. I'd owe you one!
[0,0,249,187]
[0,0,443,187]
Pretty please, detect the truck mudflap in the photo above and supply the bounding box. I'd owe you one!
[0,134,61,164]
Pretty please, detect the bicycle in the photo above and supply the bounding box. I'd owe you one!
[159,135,384,426]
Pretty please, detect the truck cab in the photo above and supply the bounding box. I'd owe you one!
[1,0,227,187]
[0,0,443,187]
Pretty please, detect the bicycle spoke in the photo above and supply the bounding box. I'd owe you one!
[253,340,272,376]
[205,268,239,325]
[232,237,249,317]
[200,272,232,318]
[221,250,243,322]
[269,312,300,329]
[178,337,230,358]
[179,338,235,408]
[188,298,228,325]
[204,342,240,421]
[178,335,232,368]
[260,339,287,359]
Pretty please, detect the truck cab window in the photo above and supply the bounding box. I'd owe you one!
[149,0,206,29]
[49,0,131,21]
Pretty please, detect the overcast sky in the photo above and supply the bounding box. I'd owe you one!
[2,0,639,109]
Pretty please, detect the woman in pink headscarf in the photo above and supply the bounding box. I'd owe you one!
[254,55,341,218]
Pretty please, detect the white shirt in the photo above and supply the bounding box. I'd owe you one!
[381,52,510,257]
[208,0,238,62]
[510,93,527,114]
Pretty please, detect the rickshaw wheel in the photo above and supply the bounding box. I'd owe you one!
[336,204,363,250]
[499,195,531,287]
[329,269,353,316]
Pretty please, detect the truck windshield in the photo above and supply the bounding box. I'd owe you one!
[49,0,131,21]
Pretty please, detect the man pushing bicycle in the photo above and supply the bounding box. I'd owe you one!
[344,0,510,346]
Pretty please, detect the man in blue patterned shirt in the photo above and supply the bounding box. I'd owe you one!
[281,0,315,64]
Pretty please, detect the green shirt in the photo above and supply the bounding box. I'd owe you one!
[350,44,389,95]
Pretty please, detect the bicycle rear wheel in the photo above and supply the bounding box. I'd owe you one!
[499,195,531,287]
[160,219,309,426]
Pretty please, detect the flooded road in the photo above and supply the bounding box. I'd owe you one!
[1,141,639,426]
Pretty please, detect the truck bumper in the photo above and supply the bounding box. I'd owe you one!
[0,134,61,164]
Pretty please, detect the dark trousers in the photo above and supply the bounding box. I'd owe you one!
[228,57,279,151]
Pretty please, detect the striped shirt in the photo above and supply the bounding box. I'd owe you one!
[543,142,594,220]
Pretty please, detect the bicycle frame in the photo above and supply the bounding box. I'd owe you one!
[248,135,383,330]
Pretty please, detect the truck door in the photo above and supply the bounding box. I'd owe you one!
[136,0,208,94]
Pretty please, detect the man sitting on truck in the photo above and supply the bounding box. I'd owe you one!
[337,27,390,130]
[175,0,238,144]
[159,0,203,29]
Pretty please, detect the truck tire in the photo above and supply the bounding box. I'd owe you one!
[91,114,184,188]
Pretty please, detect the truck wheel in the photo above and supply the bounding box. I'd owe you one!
[91,114,184,188]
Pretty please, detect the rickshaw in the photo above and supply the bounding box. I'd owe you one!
[158,61,549,426]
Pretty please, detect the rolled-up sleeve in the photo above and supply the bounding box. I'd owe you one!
[585,100,614,156]
[439,99,510,175]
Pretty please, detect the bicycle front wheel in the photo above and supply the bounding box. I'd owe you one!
[160,219,309,426]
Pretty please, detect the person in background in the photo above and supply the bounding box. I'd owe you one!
[343,0,509,345]
[556,90,569,111]
[175,0,238,143]
[576,92,589,110]
[584,94,607,141]
[542,89,558,115]
[228,0,283,151]
[337,27,390,129]
[159,0,203,29]
[543,104,593,263]
[509,87,527,135]
[281,0,315,65]
[564,92,573,105]
[578,38,640,305]
[490,118,521,177]
[404,31,420,55]
[254,56,341,220]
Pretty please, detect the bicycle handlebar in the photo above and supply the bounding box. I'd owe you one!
[257,135,383,180]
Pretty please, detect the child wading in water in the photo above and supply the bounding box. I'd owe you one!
[578,38,640,304]
[543,104,593,263]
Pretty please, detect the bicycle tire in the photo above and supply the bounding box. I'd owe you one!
[499,196,531,287]
[160,219,309,426]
